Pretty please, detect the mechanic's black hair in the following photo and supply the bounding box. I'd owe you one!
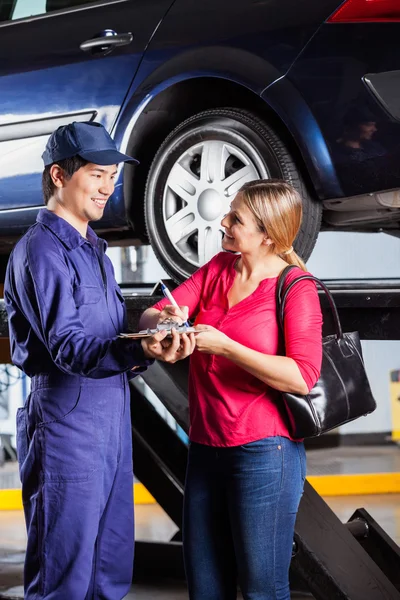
[42,155,89,205]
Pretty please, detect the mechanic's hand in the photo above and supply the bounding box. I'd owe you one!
[141,328,196,363]
[157,304,189,325]
[194,325,232,356]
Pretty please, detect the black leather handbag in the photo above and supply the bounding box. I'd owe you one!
[276,266,376,438]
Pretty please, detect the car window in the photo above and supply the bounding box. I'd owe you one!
[0,0,100,22]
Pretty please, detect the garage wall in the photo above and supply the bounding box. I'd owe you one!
[308,231,400,434]
[307,231,400,279]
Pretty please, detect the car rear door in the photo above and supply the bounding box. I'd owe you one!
[0,0,173,212]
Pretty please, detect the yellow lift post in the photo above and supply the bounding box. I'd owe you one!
[390,369,400,442]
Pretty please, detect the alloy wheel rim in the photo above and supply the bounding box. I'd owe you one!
[163,139,269,267]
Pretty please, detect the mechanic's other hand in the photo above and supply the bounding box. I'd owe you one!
[158,304,189,325]
[141,329,196,363]
[194,325,231,356]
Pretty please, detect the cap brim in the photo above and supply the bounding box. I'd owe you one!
[79,149,139,165]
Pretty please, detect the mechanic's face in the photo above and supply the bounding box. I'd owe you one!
[359,122,377,140]
[221,194,268,254]
[55,163,117,224]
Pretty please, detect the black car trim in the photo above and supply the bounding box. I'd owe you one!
[363,71,400,123]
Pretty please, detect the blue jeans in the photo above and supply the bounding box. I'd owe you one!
[183,436,306,600]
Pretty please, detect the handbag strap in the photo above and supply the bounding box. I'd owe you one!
[276,267,343,340]
[276,265,297,306]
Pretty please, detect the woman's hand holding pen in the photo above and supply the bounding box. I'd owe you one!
[158,280,190,327]
[157,304,189,325]
[194,325,232,356]
[139,280,192,360]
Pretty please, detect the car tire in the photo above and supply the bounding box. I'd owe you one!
[145,108,322,282]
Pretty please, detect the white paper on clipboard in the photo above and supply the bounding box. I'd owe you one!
[118,326,197,339]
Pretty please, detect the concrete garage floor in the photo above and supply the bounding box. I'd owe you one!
[1,496,400,599]
[0,506,312,599]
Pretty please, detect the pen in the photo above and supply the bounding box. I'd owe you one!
[159,280,190,327]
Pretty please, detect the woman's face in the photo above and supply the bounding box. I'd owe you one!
[221,194,268,254]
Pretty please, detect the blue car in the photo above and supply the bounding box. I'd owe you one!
[0,0,399,281]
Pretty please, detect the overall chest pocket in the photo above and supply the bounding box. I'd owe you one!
[73,285,102,307]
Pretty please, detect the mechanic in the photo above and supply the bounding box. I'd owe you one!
[4,121,195,600]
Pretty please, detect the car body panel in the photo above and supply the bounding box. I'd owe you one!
[287,22,400,198]
[261,76,343,199]
[115,0,344,138]
[112,0,343,220]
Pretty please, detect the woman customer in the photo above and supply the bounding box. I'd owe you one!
[139,179,323,600]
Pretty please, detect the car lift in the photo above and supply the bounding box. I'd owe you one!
[124,280,400,599]
[0,280,400,598]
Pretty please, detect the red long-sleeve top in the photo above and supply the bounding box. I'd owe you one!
[153,252,322,446]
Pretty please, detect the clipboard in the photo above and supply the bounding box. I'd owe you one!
[118,324,197,339]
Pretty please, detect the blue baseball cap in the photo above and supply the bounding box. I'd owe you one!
[42,121,139,167]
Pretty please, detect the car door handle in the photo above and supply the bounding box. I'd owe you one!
[80,31,133,56]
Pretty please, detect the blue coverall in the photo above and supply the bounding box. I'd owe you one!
[4,209,151,599]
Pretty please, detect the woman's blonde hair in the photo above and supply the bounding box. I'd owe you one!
[238,179,307,271]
